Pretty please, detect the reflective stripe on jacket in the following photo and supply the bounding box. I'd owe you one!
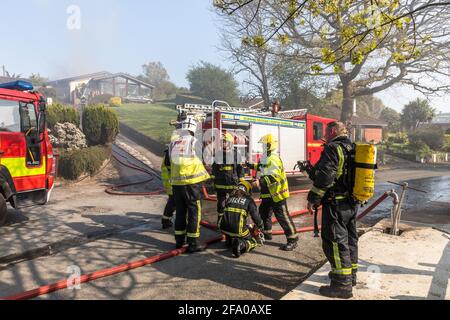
[257,153,290,203]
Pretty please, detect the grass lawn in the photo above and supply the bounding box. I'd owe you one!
[114,103,177,145]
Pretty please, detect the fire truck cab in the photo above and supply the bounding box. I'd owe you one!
[0,81,55,226]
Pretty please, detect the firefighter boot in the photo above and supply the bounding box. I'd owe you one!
[319,284,353,299]
[175,236,186,249]
[187,238,205,254]
[328,271,357,287]
[263,231,273,241]
[232,238,248,258]
[281,239,298,252]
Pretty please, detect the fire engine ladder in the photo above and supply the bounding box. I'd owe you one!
[176,103,308,119]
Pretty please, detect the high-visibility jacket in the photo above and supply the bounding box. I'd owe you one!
[307,136,354,205]
[212,150,244,192]
[170,134,210,186]
[161,150,173,196]
[256,153,290,203]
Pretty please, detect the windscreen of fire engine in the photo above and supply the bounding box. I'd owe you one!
[0,99,21,132]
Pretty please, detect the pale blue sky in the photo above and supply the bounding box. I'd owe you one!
[0,0,447,112]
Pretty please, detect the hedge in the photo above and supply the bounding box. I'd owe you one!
[47,104,80,128]
[82,104,119,146]
[58,146,111,180]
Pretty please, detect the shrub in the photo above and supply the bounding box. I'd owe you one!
[408,127,445,151]
[58,146,111,180]
[89,94,113,105]
[109,96,122,108]
[82,104,119,146]
[47,104,80,129]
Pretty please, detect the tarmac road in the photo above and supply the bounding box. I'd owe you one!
[0,142,448,300]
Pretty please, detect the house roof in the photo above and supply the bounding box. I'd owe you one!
[432,113,450,125]
[90,73,155,89]
[314,105,387,127]
[350,114,388,127]
[45,71,112,85]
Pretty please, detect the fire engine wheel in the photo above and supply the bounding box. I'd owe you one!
[0,194,6,227]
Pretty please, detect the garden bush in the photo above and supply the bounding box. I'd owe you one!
[109,96,122,108]
[89,94,113,105]
[58,146,111,180]
[408,127,445,151]
[82,104,119,146]
[47,104,80,129]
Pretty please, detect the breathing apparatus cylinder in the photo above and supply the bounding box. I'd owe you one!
[353,144,377,203]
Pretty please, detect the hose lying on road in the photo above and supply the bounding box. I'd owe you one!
[2,146,390,300]
[105,150,165,196]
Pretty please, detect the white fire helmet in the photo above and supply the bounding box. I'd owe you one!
[179,116,198,134]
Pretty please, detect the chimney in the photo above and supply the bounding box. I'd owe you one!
[353,99,357,116]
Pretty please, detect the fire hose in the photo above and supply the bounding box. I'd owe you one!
[1,149,391,300]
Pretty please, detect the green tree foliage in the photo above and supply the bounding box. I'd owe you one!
[186,61,240,105]
[380,107,402,132]
[47,104,80,129]
[58,146,111,180]
[140,61,178,100]
[401,98,436,131]
[216,1,450,122]
[82,105,119,146]
[408,127,445,151]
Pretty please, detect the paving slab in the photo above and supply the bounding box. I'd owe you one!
[283,220,450,300]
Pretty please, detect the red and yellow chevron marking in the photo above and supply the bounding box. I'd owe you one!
[0,157,46,178]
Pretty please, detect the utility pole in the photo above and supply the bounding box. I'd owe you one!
[1,65,5,77]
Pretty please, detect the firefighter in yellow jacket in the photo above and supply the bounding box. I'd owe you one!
[161,148,176,229]
[249,134,299,251]
[170,116,210,253]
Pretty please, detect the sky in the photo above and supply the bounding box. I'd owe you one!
[0,0,448,113]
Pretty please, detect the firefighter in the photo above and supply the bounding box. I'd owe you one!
[249,134,299,251]
[161,148,175,229]
[170,116,210,253]
[306,121,357,299]
[212,132,244,215]
[218,181,264,258]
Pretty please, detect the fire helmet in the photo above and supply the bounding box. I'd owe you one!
[259,134,278,151]
[237,180,253,194]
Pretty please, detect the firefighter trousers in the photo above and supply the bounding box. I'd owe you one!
[217,191,231,214]
[321,200,358,288]
[259,199,298,242]
[173,184,203,242]
[162,195,176,221]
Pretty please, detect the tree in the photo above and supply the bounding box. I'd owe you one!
[219,1,273,108]
[215,1,450,122]
[140,62,177,100]
[380,107,402,132]
[401,98,435,131]
[186,61,240,105]
[29,73,48,87]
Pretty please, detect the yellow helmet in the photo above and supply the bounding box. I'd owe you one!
[238,180,252,194]
[223,132,234,144]
[259,134,278,151]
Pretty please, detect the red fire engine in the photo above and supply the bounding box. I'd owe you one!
[0,81,55,226]
[177,102,336,173]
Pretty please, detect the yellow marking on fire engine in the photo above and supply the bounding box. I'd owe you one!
[308,143,323,148]
[0,157,46,178]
